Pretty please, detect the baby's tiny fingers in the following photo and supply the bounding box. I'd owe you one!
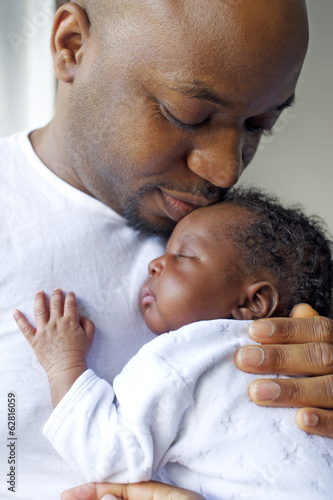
[34,290,49,326]
[64,292,78,320]
[49,288,64,320]
[13,310,36,344]
[80,316,95,342]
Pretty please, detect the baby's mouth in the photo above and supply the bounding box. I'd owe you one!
[141,286,156,306]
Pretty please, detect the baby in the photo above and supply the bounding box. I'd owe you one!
[14,188,333,499]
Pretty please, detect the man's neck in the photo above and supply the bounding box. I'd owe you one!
[29,121,91,197]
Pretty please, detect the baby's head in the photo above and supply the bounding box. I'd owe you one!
[140,188,333,334]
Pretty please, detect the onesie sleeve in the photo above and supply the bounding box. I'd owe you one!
[42,347,194,483]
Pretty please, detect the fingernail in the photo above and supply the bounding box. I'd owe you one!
[101,495,121,500]
[237,346,265,367]
[302,412,319,427]
[251,381,281,401]
[249,321,274,340]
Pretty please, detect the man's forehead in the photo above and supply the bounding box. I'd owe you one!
[75,0,308,109]
[137,0,308,64]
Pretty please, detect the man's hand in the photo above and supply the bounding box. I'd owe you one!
[61,481,205,500]
[235,304,333,437]
[13,289,95,406]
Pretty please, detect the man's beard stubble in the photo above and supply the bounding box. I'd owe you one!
[122,183,229,237]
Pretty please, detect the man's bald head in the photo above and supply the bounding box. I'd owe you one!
[70,0,308,46]
[67,0,308,96]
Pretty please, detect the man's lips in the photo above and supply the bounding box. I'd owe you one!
[141,286,156,306]
[160,190,218,222]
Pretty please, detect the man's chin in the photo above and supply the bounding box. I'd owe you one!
[123,205,176,237]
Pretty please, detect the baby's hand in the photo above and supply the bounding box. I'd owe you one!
[14,289,95,406]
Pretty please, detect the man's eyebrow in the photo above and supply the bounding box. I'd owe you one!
[169,82,234,109]
[168,81,296,114]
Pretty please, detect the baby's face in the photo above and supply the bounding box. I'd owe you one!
[140,203,248,334]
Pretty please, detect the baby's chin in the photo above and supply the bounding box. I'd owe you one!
[145,315,165,336]
[142,308,167,336]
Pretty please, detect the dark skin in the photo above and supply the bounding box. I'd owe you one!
[31,0,306,235]
[61,481,204,500]
[236,304,333,438]
[140,204,279,334]
[13,205,279,407]
[27,3,333,493]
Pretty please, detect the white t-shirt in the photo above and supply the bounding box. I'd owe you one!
[0,132,164,500]
[42,320,333,500]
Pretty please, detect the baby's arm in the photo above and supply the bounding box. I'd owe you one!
[40,347,193,483]
[14,295,198,483]
[14,289,95,407]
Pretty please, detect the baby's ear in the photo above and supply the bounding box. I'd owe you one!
[231,281,279,320]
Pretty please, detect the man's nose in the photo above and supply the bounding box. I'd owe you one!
[148,257,164,277]
[187,127,244,188]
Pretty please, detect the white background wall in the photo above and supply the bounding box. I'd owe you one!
[0,0,55,137]
[0,1,332,232]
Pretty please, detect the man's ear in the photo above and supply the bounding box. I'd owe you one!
[50,4,90,83]
[231,281,279,320]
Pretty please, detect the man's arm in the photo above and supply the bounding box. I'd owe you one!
[236,304,333,437]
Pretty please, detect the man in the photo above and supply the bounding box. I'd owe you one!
[0,1,332,499]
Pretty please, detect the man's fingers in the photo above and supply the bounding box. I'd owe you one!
[61,483,120,500]
[33,290,49,326]
[290,303,319,319]
[95,481,204,500]
[296,407,333,438]
[62,481,205,500]
[13,309,36,344]
[248,316,333,344]
[64,291,78,320]
[236,342,333,376]
[49,288,64,320]
[249,374,333,409]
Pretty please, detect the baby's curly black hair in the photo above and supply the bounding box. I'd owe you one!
[223,187,333,317]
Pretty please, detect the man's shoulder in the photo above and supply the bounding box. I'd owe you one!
[0,131,28,172]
